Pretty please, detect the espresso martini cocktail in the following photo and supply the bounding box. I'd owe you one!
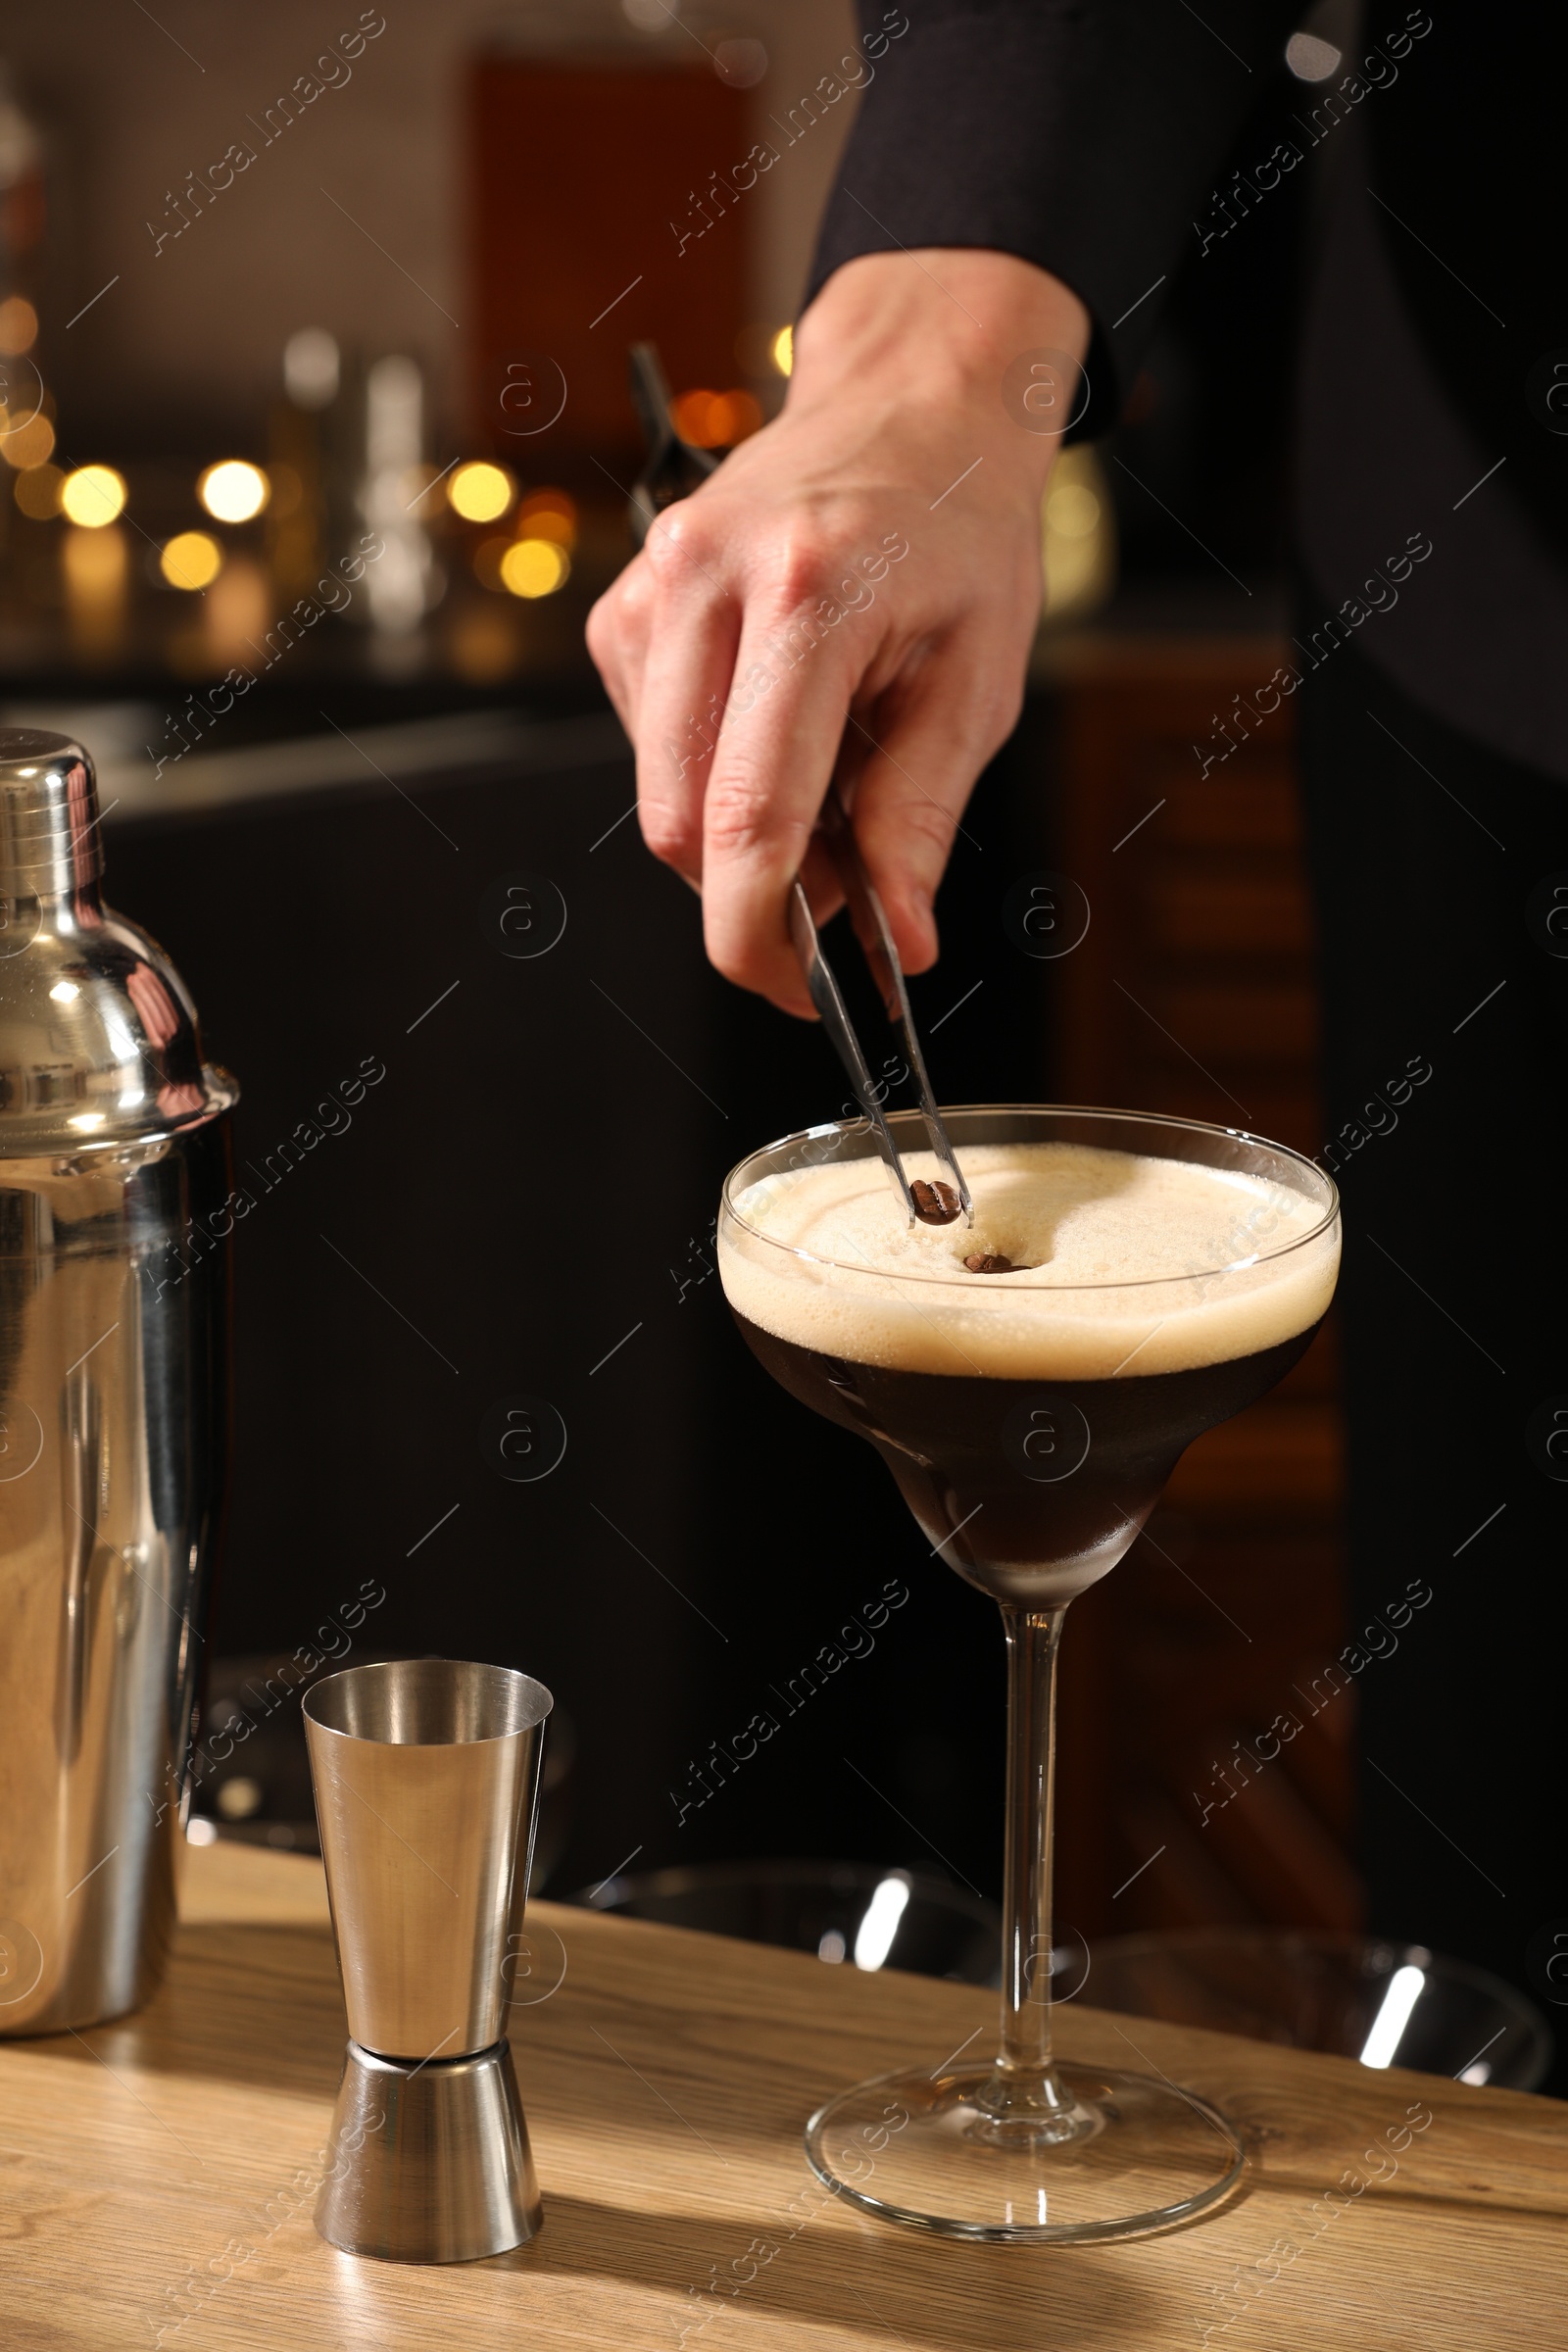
[718,1105,1340,2243]
[722,1127,1336,1607]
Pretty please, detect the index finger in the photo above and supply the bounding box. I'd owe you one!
[701,588,872,1007]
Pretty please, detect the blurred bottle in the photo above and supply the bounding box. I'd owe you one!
[355,352,436,636]
[269,335,436,639]
[267,326,339,601]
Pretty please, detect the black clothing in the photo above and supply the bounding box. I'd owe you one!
[1298,113,1568,784]
[813,0,1299,431]
[811,0,1568,781]
[808,0,1568,2070]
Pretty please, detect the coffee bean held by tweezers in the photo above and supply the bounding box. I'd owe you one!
[910,1179,961,1225]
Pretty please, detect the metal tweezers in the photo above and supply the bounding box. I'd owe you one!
[789,786,973,1229]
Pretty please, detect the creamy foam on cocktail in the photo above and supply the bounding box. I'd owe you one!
[720,1141,1338,1381]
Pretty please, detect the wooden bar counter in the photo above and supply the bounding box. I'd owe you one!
[3,1840,1564,2350]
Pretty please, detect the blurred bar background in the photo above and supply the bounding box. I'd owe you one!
[0,2,1350,1939]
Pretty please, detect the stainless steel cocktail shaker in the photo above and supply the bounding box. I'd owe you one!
[0,728,237,2034]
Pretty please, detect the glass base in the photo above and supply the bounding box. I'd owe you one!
[805,2059,1248,2243]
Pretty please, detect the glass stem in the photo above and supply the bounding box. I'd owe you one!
[998,1602,1068,2082]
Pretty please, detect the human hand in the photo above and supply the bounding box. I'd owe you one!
[587,248,1090,1015]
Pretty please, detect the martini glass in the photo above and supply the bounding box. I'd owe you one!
[717,1105,1340,2242]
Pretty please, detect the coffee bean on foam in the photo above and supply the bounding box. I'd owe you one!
[910,1178,961,1224]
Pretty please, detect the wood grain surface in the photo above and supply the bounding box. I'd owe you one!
[1,1839,1563,2351]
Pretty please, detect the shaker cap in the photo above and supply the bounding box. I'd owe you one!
[0,727,237,1155]
[0,729,105,898]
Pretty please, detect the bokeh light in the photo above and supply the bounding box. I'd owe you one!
[283,326,340,411]
[3,412,55,469]
[14,463,62,519]
[1286,29,1342,78]
[670,388,763,448]
[449,462,514,523]
[161,530,223,590]
[0,297,38,357]
[670,390,713,444]
[60,466,126,527]
[1047,481,1102,539]
[716,390,762,442]
[500,538,569,599]
[198,460,270,523]
[770,324,794,376]
[515,488,576,548]
[714,37,767,86]
[1039,445,1115,625]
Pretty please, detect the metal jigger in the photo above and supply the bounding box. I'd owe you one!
[303,1658,554,2262]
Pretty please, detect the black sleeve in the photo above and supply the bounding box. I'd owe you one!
[808,0,1303,433]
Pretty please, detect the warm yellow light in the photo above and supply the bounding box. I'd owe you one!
[514,502,574,548]
[4,412,55,470]
[1039,445,1115,626]
[711,389,761,444]
[60,466,126,527]
[1048,481,1101,539]
[14,462,62,519]
[770,323,793,376]
[68,1111,106,1132]
[161,530,223,590]
[0,296,38,356]
[671,388,716,445]
[671,388,762,449]
[448,462,514,523]
[500,538,569,599]
[198,460,270,523]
